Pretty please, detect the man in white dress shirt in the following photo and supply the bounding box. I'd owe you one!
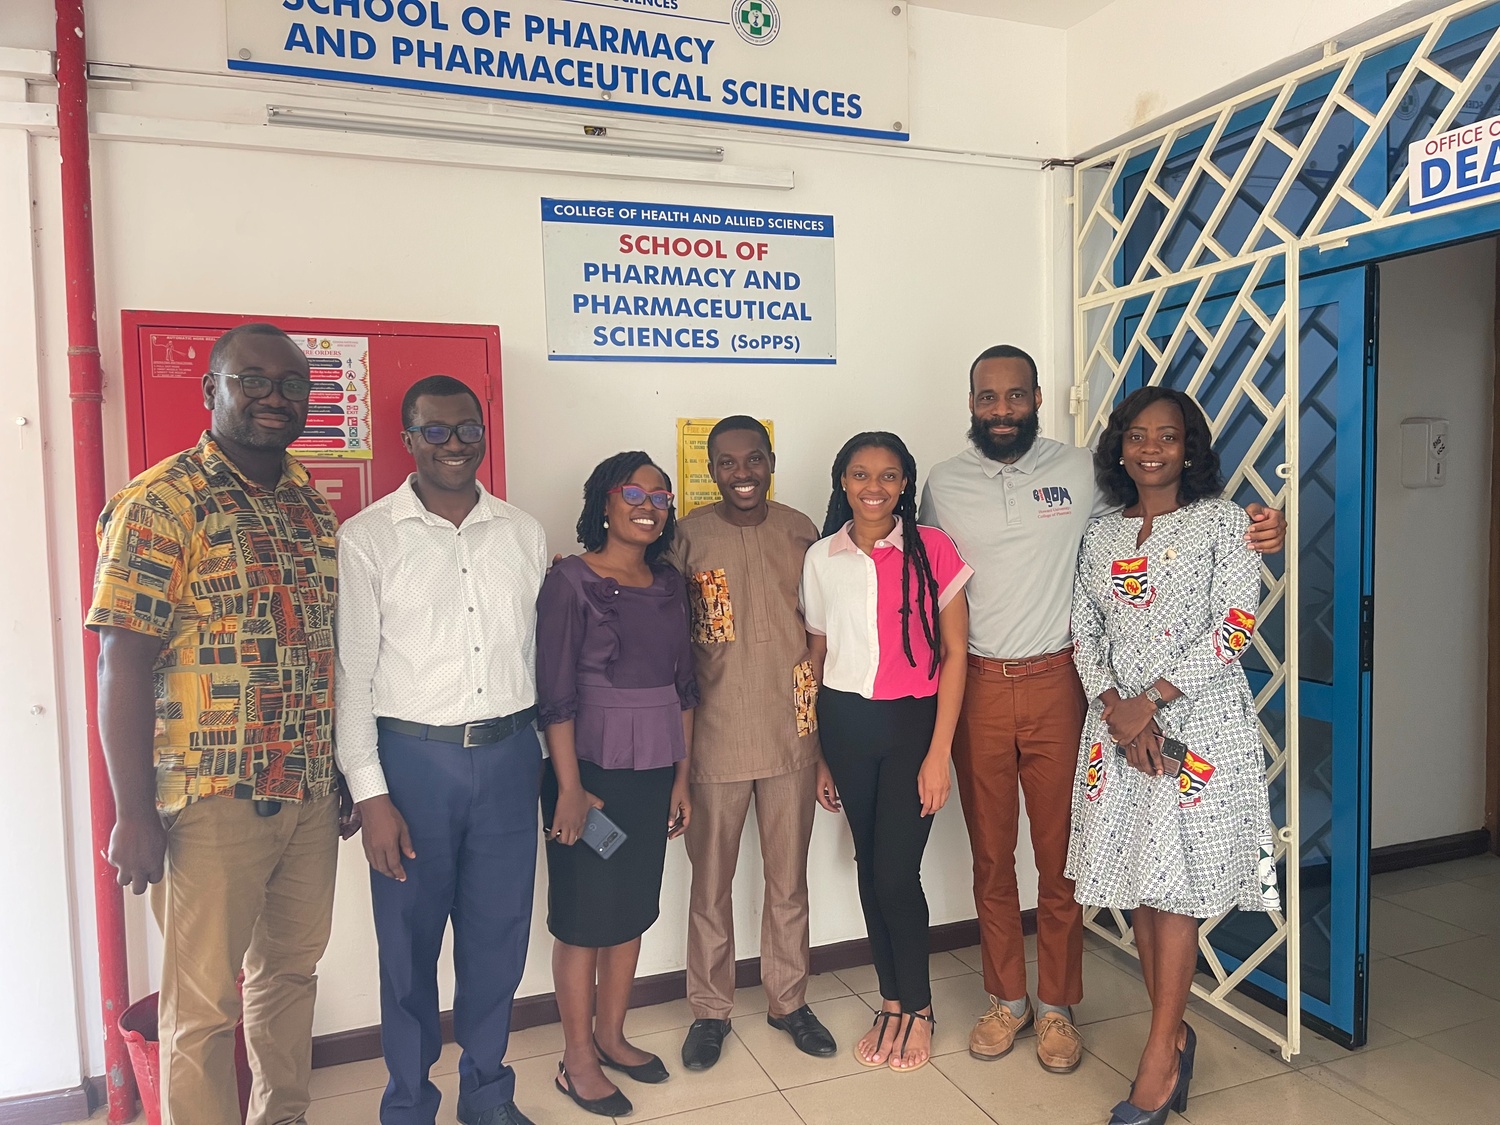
[336,376,548,1125]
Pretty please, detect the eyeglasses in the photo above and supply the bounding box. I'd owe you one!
[214,371,312,401]
[608,485,674,510]
[405,423,486,445]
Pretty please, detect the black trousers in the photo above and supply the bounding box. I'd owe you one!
[818,688,939,1011]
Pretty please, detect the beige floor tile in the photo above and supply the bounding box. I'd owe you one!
[934,1047,1135,1125]
[1385,883,1500,936]
[309,1054,388,1100]
[831,950,971,995]
[506,1020,568,1062]
[1310,1039,1500,1125]
[635,1090,802,1125]
[783,1063,994,1125]
[623,998,699,1037]
[804,970,856,1004]
[1367,957,1500,1038]
[434,1038,461,1076]
[859,970,1008,1059]
[1370,866,1449,897]
[1183,989,1403,1068]
[1074,952,1154,1027]
[1420,1013,1500,1080]
[1083,1011,1290,1096]
[948,933,1038,975]
[307,1084,387,1125]
[734,994,893,1088]
[1421,854,1500,882]
[1403,934,1500,1000]
[1464,871,1500,896]
[1369,897,1476,956]
[1178,1069,1396,1124]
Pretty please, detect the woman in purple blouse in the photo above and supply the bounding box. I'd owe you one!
[536,450,698,1118]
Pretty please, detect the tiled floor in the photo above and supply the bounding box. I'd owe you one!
[67,854,1500,1124]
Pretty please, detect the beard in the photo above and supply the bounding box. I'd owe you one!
[969,409,1040,462]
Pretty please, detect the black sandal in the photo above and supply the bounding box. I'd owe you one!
[595,1036,670,1084]
[854,1009,902,1068]
[889,1009,936,1073]
[554,1060,633,1117]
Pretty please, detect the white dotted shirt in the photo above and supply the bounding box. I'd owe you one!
[334,476,548,803]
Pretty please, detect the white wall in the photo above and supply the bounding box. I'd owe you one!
[2,0,1074,1098]
[1066,0,1450,155]
[1371,238,1495,848]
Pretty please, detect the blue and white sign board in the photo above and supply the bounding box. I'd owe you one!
[1408,113,1500,212]
[227,1,909,142]
[541,197,835,363]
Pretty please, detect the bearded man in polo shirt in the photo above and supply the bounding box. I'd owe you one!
[919,345,1285,1073]
[670,416,838,1069]
[336,375,548,1125]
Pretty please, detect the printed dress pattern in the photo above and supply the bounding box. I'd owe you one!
[1066,498,1280,919]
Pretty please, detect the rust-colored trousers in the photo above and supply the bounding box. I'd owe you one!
[953,656,1086,1007]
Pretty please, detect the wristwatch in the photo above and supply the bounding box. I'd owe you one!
[1144,685,1165,709]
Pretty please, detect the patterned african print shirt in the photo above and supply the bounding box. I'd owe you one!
[87,433,339,813]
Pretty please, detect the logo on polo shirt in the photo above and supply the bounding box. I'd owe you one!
[1033,484,1073,518]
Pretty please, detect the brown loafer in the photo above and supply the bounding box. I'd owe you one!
[969,997,1032,1060]
[1034,1010,1083,1073]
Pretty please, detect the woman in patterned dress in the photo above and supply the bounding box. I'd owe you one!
[1067,387,1280,1125]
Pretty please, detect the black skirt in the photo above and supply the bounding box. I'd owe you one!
[541,758,674,947]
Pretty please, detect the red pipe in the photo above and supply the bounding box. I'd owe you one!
[55,1,137,1121]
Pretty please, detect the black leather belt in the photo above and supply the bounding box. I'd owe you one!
[378,707,538,748]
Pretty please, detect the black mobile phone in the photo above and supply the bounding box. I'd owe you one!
[1159,736,1188,777]
[580,806,627,859]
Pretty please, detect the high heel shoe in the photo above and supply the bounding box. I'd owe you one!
[1105,1048,1190,1125]
[1180,1022,1197,1085]
[554,1061,633,1118]
[595,1037,670,1084]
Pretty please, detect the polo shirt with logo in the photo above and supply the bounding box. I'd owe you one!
[919,438,1112,662]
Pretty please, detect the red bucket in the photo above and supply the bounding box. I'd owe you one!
[118,992,251,1125]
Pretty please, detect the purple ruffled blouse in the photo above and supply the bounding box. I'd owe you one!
[536,554,700,771]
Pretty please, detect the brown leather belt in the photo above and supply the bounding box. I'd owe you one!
[967,647,1075,679]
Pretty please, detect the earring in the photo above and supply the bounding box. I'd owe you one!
[603,518,610,529]
[1119,458,1125,465]
[1184,459,1193,467]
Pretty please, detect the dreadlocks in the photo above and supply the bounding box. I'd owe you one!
[821,432,941,678]
[575,450,677,564]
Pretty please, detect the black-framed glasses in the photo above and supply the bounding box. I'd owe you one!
[608,485,674,509]
[405,423,486,445]
[213,371,312,401]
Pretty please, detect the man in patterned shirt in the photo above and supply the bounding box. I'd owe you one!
[89,323,346,1125]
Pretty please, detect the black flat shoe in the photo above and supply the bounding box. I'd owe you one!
[554,1061,633,1118]
[595,1037,670,1084]
[681,1018,731,1070]
[767,1004,838,1057]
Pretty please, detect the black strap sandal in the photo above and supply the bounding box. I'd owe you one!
[854,1009,902,1068]
[554,1060,633,1118]
[889,1009,936,1073]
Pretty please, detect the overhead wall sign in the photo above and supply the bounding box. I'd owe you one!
[541,197,836,363]
[227,1,909,142]
[1408,113,1500,212]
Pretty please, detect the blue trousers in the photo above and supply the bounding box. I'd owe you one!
[371,724,542,1125]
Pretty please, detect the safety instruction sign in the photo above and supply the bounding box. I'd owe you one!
[542,198,835,364]
[677,417,774,515]
[290,335,373,459]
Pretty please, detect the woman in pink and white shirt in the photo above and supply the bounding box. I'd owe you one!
[800,431,972,1074]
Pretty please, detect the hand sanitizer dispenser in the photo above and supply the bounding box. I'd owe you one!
[1399,418,1449,488]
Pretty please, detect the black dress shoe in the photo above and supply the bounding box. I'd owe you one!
[681,1018,732,1070]
[554,1061,633,1118]
[767,1005,838,1057]
[458,1101,536,1125]
[596,1037,671,1083]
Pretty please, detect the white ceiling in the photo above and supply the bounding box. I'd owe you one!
[912,1,1116,29]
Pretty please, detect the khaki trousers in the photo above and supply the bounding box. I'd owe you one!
[953,661,1087,1008]
[151,795,339,1125]
[685,763,817,1019]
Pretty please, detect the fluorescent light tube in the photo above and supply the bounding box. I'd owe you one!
[266,105,724,163]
